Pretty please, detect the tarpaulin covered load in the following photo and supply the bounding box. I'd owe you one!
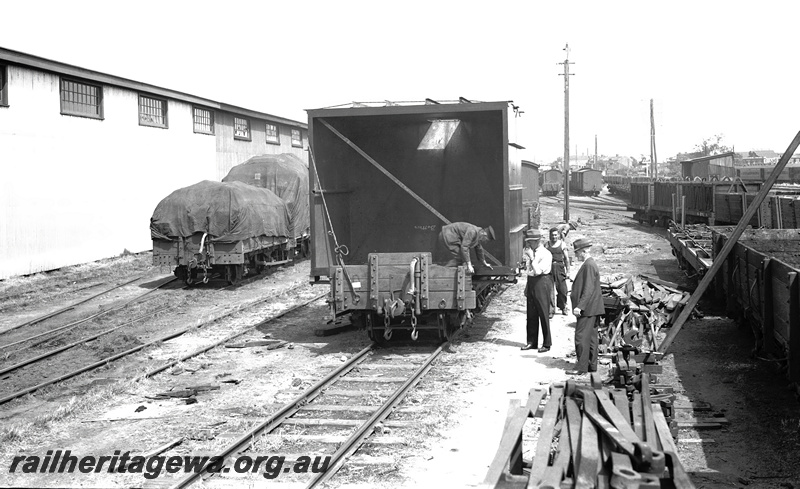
[222,153,310,238]
[150,180,290,243]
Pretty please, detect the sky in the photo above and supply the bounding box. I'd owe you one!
[3,0,800,164]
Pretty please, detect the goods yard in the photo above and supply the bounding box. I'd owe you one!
[2,101,800,488]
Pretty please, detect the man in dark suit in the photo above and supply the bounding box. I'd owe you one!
[568,238,605,375]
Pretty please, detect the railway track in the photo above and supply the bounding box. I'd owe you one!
[158,342,445,488]
[539,195,635,221]
[0,282,324,406]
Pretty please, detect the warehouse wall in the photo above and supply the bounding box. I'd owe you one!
[0,65,216,279]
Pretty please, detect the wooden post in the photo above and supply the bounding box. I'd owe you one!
[681,195,686,229]
[788,272,800,382]
[672,193,677,224]
[559,46,574,223]
[659,130,800,353]
[764,259,775,354]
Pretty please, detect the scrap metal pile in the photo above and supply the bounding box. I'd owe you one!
[484,374,693,488]
[600,274,694,352]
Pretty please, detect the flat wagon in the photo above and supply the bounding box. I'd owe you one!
[151,181,292,285]
[307,101,525,341]
[222,153,311,257]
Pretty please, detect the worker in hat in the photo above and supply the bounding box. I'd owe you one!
[438,222,495,274]
[546,226,571,316]
[520,229,553,352]
[567,238,605,375]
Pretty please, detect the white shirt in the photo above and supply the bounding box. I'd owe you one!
[523,244,552,277]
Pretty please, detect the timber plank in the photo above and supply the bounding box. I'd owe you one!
[641,373,658,447]
[595,390,641,444]
[631,393,645,441]
[565,398,582,474]
[528,387,563,487]
[576,393,600,487]
[484,400,527,486]
[611,389,632,427]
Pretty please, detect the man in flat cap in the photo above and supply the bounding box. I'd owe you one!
[439,222,495,274]
[520,229,553,352]
[568,238,605,375]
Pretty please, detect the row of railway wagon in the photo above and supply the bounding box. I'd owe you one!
[150,154,310,285]
[151,101,533,341]
[605,151,800,228]
[538,167,604,197]
[604,151,800,385]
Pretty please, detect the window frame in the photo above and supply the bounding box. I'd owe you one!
[291,128,303,148]
[265,123,280,145]
[234,117,251,141]
[60,77,104,120]
[138,94,169,129]
[0,65,8,107]
[192,106,215,135]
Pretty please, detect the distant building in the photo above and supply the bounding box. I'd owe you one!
[0,47,308,279]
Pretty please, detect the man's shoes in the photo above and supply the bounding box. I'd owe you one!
[520,344,536,351]
[538,346,550,353]
[565,369,585,376]
[561,309,567,315]
[549,313,554,319]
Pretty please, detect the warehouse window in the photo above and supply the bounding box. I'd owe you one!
[234,117,251,140]
[266,123,279,144]
[60,78,103,119]
[0,65,8,107]
[193,107,214,135]
[139,94,168,128]
[291,128,302,148]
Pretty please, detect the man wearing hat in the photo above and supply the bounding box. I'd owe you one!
[439,222,495,274]
[520,229,553,352]
[546,226,571,316]
[568,238,605,374]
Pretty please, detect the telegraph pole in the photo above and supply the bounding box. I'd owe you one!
[650,99,658,178]
[595,135,598,169]
[559,44,574,222]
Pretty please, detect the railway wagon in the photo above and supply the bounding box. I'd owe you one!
[681,152,736,180]
[630,178,767,227]
[521,160,540,203]
[569,168,602,196]
[738,165,800,184]
[604,174,629,196]
[307,101,524,341]
[151,181,292,285]
[539,168,563,196]
[711,228,800,383]
[222,153,311,257]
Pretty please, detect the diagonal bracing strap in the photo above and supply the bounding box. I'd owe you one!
[318,118,502,266]
[319,118,450,223]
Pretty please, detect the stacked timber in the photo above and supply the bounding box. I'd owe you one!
[601,274,693,352]
[484,374,693,488]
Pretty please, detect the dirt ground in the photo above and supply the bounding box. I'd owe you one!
[1,190,799,488]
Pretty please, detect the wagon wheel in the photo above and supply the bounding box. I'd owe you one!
[225,265,244,285]
[365,313,388,346]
